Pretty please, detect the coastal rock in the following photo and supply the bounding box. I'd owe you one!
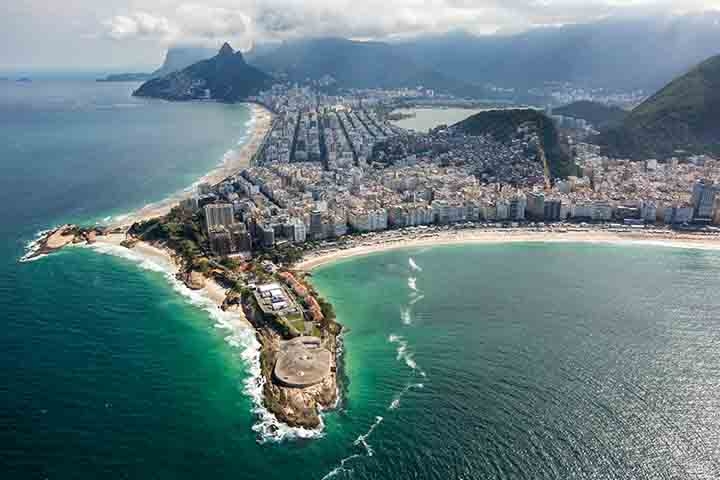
[249,311,339,430]
[183,271,206,290]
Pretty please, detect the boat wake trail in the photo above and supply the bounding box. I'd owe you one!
[408,293,424,306]
[319,416,385,480]
[409,257,422,272]
[389,382,424,410]
[388,334,426,377]
[353,416,384,456]
[400,307,412,325]
[407,276,418,292]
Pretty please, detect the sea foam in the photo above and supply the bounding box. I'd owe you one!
[86,241,324,443]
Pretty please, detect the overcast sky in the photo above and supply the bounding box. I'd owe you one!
[2,0,719,71]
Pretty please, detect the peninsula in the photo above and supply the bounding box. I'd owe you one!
[25,58,720,432]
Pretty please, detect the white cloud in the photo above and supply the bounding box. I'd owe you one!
[100,0,720,46]
[104,12,177,40]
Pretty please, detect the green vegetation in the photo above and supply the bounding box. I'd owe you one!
[553,101,628,129]
[453,109,578,179]
[129,206,205,267]
[598,54,720,159]
[256,244,305,266]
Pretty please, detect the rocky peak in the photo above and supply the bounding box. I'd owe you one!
[218,42,234,57]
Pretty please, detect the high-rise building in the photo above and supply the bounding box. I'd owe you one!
[691,179,720,221]
[208,226,233,256]
[309,210,323,239]
[204,203,235,232]
[526,192,545,220]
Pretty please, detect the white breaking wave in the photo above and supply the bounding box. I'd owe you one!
[86,242,324,443]
[408,257,422,272]
[19,229,53,263]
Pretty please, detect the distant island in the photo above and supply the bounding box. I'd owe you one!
[134,43,272,102]
[97,46,216,85]
[97,73,152,82]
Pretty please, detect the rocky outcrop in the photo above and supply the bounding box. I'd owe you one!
[257,329,338,429]
[243,296,340,429]
[134,43,272,102]
[180,270,206,290]
[22,225,106,261]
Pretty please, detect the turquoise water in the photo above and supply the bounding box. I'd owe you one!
[3,81,720,479]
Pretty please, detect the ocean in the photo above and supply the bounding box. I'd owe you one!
[3,81,720,479]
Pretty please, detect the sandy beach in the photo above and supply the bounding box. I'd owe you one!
[108,103,273,229]
[296,228,720,271]
[93,233,251,327]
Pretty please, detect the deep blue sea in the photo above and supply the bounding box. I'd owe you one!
[3,80,720,480]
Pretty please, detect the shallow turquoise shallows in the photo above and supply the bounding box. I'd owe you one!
[3,81,720,480]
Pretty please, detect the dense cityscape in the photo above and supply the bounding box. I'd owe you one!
[174,85,720,258]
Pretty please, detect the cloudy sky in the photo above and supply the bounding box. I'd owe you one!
[2,0,719,71]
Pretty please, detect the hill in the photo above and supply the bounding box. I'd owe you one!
[598,54,720,159]
[134,43,272,102]
[453,109,577,179]
[553,101,628,129]
[248,37,486,98]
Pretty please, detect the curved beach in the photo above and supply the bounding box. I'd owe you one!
[109,103,273,229]
[297,227,720,270]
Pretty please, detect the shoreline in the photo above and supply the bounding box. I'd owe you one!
[296,228,720,271]
[89,234,325,442]
[107,103,273,229]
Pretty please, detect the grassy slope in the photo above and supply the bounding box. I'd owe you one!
[599,54,720,159]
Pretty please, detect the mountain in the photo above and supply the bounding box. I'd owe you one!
[598,54,720,159]
[393,14,720,92]
[248,37,487,98]
[134,43,272,102]
[453,109,577,179]
[553,101,628,129]
[151,46,217,78]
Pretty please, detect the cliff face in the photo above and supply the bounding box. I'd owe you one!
[134,43,272,102]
